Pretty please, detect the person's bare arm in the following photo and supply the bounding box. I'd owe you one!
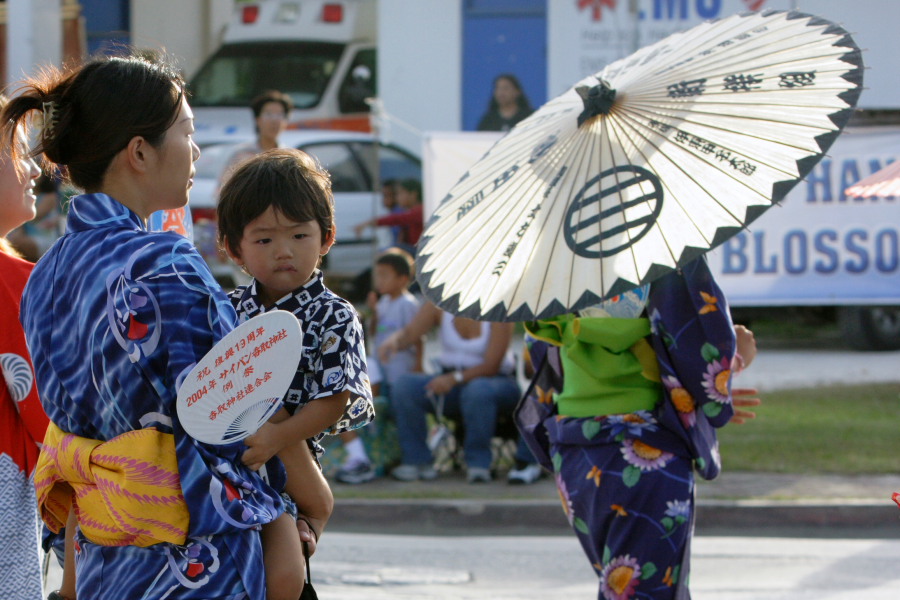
[425,322,514,396]
[378,301,441,363]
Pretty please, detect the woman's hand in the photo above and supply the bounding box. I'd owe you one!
[730,387,761,424]
[241,421,288,471]
[733,325,757,372]
[295,514,323,557]
[425,373,458,397]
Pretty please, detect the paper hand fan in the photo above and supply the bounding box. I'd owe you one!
[177,310,302,445]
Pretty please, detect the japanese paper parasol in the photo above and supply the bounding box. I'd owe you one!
[416,10,863,322]
[844,160,900,198]
[177,310,302,445]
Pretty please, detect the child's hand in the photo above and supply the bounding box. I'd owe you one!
[366,291,378,311]
[241,421,288,471]
[730,387,761,424]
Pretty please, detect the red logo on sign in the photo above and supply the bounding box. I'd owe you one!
[742,0,766,10]
[578,0,617,22]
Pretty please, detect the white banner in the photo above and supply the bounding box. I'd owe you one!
[708,127,900,306]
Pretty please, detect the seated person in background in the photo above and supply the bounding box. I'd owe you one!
[353,178,423,257]
[379,301,542,484]
[335,248,421,484]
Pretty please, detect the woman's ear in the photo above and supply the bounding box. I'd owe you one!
[123,136,151,173]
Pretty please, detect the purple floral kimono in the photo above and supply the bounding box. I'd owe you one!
[516,258,736,600]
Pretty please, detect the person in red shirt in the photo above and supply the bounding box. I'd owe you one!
[0,93,47,600]
[355,178,423,254]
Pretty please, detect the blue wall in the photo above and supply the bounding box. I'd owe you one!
[80,0,130,55]
[461,0,547,131]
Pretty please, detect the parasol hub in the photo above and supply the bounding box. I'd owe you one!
[577,80,617,127]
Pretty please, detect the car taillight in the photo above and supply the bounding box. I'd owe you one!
[322,3,343,23]
[242,5,260,24]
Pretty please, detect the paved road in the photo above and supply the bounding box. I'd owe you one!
[299,532,900,599]
[44,532,900,598]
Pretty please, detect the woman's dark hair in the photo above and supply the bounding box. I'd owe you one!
[0,50,185,191]
[487,73,532,113]
[217,148,335,256]
[250,90,293,119]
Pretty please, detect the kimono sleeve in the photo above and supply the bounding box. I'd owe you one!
[310,301,374,433]
[648,257,736,428]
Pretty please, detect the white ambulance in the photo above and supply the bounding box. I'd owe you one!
[189,0,377,146]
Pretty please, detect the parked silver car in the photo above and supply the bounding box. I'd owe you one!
[189,129,421,301]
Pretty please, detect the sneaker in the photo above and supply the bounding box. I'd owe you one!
[391,464,438,482]
[335,460,376,484]
[507,463,543,485]
[418,465,438,480]
[466,467,492,484]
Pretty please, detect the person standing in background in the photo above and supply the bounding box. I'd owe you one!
[221,89,294,181]
[477,74,534,132]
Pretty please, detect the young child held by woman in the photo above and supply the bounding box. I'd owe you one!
[217,148,374,597]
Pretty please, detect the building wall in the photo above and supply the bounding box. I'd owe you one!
[378,0,462,154]
[130,0,232,79]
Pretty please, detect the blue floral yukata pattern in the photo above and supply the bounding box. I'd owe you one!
[229,272,374,443]
[21,193,283,600]
[516,258,736,600]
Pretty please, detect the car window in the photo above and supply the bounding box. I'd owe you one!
[189,42,344,109]
[300,143,367,192]
[349,142,422,189]
[338,48,376,114]
[195,143,241,179]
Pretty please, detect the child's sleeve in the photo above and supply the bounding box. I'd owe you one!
[311,302,374,434]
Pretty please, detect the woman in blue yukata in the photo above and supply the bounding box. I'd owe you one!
[4,52,320,600]
[517,257,759,600]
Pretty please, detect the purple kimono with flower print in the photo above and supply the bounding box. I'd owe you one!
[516,257,735,600]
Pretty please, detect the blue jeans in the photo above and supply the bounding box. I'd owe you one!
[390,373,532,469]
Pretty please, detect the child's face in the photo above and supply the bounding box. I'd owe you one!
[373,263,408,297]
[396,186,417,209]
[228,206,333,306]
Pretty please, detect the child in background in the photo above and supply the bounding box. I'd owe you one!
[217,148,374,597]
[353,178,423,257]
[335,248,421,483]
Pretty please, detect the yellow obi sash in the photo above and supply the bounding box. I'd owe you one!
[34,422,190,547]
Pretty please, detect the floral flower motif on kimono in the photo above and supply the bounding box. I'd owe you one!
[585,465,602,487]
[556,472,574,525]
[605,410,658,438]
[620,438,674,472]
[698,290,718,314]
[665,499,691,520]
[648,307,674,348]
[662,375,696,428]
[165,538,220,587]
[600,554,642,600]
[701,357,731,404]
